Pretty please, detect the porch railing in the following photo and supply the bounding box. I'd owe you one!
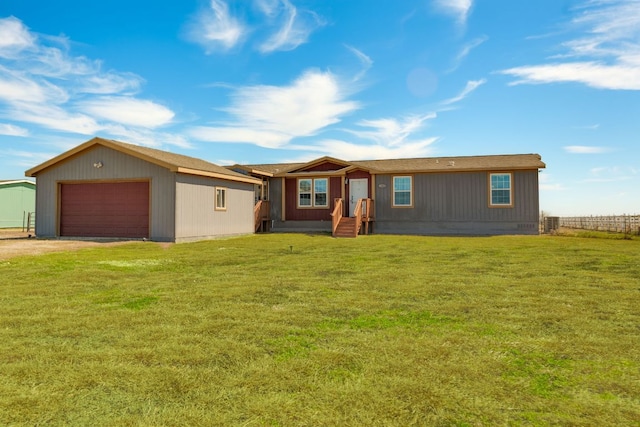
[330,198,343,235]
[254,200,270,232]
[353,199,363,236]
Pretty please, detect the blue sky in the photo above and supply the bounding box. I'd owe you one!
[0,0,638,216]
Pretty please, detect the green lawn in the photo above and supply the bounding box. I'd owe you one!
[1,233,638,426]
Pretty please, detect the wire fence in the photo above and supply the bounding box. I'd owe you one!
[552,215,640,235]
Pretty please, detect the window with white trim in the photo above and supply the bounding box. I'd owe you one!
[298,178,328,208]
[215,187,227,211]
[489,173,512,206]
[314,178,328,207]
[393,176,412,207]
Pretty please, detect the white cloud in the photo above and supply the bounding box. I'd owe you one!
[185,0,247,52]
[433,0,473,25]
[564,145,610,153]
[0,67,68,104]
[450,36,488,71]
[102,125,193,149]
[190,70,359,148]
[189,126,289,148]
[588,165,637,179]
[349,114,437,147]
[502,61,640,90]
[75,72,142,95]
[0,123,29,136]
[258,0,324,53]
[185,0,324,54]
[500,0,640,90]
[8,102,103,135]
[441,79,486,105]
[0,16,177,141]
[308,137,438,160]
[0,17,35,58]
[345,45,373,82]
[79,97,174,128]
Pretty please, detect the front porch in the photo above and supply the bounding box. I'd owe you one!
[254,198,375,238]
[331,198,374,238]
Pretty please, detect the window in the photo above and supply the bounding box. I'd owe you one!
[489,173,513,206]
[298,178,328,208]
[215,187,227,211]
[314,179,328,207]
[298,179,312,207]
[393,176,412,207]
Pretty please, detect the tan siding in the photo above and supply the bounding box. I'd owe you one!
[175,174,254,242]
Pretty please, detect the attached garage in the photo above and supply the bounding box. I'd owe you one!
[25,137,261,242]
[59,181,150,238]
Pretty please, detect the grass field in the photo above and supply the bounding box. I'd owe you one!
[1,233,638,426]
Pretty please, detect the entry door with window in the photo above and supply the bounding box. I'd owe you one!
[349,178,368,217]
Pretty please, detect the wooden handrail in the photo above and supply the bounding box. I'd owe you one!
[254,200,270,231]
[330,198,343,236]
[353,199,363,237]
[362,198,374,221]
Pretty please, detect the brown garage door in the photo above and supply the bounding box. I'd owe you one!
[60,181,150,238]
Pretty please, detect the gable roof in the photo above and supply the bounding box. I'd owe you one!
[239,153,545,176]
[0,180,35,187]
[228,162,305,177]
[25,137,261,184]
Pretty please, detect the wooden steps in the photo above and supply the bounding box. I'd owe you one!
[334,217,358,238]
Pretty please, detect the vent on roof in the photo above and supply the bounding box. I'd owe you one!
[448,161,455,166]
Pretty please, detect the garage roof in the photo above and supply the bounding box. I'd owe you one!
[25,137,261,185]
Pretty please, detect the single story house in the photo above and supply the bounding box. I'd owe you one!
[0,180,36,228]
[229,153,546,236]
[25,137,262,242]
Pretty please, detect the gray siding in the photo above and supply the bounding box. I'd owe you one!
[270,177,284,221]
[374,170,540,235]
[175,174,255,242]
[34,145,176,241]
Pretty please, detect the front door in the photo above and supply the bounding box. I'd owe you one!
[349,178,368,217]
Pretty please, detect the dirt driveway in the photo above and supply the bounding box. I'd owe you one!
[0,229,144,260]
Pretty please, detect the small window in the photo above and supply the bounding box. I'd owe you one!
[489,173,513,207]
[298,179,312,207]
[393,176,412,207]
[314,178,328,207]
[298,178,329,208]
[215,187,227,211]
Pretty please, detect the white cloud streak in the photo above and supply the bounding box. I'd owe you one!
[258,0,324,53]
[189,70,359,148]
[0,123,29,137]
[185,0,247,52]
[564,145,610,153]
[79,97,174,128]
[441,79,486,105]
[186,0,324,54]
[345,45,373,82]
[433,0,473,25]
[349,114,437,147]
[310,137,438,160]
[501,0,640,90]
[0,17,187,150]
[0,16,35,58]
[450,36,488,71]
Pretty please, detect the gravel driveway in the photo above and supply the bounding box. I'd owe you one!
[0,229,141,260]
